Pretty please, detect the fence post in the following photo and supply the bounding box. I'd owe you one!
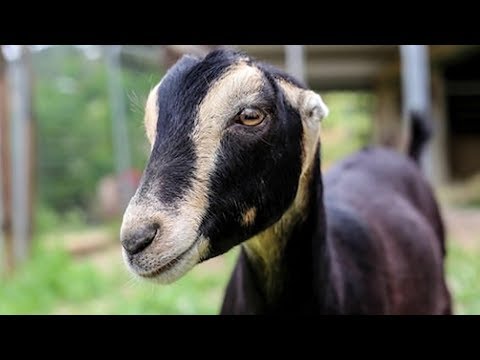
[0,46,6,273]
[285,45,306,84]
[7,45,34,265]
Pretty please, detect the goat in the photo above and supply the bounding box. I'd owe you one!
[120,49,452,314]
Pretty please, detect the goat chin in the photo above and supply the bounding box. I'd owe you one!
[123,235,210,284]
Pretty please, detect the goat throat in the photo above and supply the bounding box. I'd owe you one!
[243,155,318,302]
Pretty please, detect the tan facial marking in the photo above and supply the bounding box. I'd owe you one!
[241,207,257,227]
[184,62,264,214]
[144,82,161,147]
[277,79,329,176]
[277,79,304,108]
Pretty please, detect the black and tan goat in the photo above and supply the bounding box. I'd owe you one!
[120,49,452,314]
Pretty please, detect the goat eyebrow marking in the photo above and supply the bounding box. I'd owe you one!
[187,62,264,212]
[242,207,257,227]
[144,82,161,147]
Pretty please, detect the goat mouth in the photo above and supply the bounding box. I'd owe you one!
[135,237,201,279]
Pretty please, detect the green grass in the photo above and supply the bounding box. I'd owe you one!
[0,242,108,314]
[446,240,480,315]
[321,91,374,168]
[0,227,239,314]
[51,248,239,315]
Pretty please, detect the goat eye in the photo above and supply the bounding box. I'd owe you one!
[236,108,265,126]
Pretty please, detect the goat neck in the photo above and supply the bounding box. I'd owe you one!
[242,147,331,312]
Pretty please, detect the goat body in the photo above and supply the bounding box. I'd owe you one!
[120,49,451,315]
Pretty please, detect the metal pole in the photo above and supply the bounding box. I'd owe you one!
[285,45,306,84]
[400,45,431,122]
[104,45,133,210]
[400,45,432,178]
[7,45,30,264]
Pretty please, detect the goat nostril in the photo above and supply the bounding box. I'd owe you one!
[122,224,158,255]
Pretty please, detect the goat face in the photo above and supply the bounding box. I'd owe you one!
[120,50,328,283]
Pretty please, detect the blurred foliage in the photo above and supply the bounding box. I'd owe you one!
[33,46,161,215]
[0,224,238,314]
[321,91,374,169]
[446,241,480,314]
[0,239,107,314]
[34,202,91,235]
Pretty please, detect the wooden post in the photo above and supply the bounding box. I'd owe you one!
[25,48,36,245]
[0,47,3,272]
[0,46,14,274]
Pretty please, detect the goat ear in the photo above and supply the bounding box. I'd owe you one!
[276,79,329,125]
[302,90,329,126]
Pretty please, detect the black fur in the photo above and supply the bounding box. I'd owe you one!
[408,110,433,163]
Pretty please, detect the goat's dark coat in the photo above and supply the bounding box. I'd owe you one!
[123,49,451,314]
[222,144,451,314]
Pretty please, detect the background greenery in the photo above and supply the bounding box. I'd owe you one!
[0,46,477,314]
[34,46,159,216]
